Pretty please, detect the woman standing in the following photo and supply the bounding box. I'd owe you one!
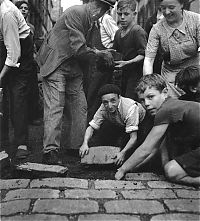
[143,0,200,98]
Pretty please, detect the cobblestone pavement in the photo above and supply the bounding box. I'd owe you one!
[0,173,199,221]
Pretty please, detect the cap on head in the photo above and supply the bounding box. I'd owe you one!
[98,84,121,97]
[99,0,116,7]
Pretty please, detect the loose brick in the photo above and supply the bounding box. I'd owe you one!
[164,199,199,213]
[78,214,140,221]
[3,189,60,201]
[151,213,200,221]
[104,200,165,214]
[122,189,176,199]
[95,180,145,189]
[33,199,99,214]
[30,178,88,189]
[81,146,121,164]
[147,181,191,189]
[1,200,31,216]
[174,189,200,199]
[125,173,164,181]
[64,189,117,199]
[0,179,30,190]
[1,214,69,221]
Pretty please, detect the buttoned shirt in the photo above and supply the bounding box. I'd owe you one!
[89,96,146,133]
[0,0,30,68]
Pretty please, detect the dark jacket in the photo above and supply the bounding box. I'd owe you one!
[37,4,95,77]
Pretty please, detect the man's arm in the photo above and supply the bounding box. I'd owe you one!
[79,126,95,158]
[115,124,168,179]
[115,131,137,166]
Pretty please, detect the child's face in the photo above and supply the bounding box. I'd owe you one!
[117,7,136,29]
[19,3,29,19]
[138,87,168,116]
[101,93,120,113]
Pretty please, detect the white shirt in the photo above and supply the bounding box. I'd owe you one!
[0,0,30,67]
[89,96,146,133]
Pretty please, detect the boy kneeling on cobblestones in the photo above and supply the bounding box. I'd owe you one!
[79,84,145,166]
[115,74,200,186]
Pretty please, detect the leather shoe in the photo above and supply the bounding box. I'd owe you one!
[42,150,63,165]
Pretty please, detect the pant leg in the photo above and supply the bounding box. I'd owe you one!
[42,70,66,153]
[8,69,29,147]
[65,76,87,149]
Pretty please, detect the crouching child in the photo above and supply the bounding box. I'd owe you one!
[115,74,200,186]
[79,84,145,166]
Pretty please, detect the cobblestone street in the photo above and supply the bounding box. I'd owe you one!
[1,173,199,221]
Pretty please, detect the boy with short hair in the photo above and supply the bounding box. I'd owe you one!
[79,84,145,166]
[115,74,200,186]
[175,65,200,102]
[113,0,147,100]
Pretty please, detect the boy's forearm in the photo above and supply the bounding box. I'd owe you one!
[120,145,152,172]
[127,55,144,65]
[121,133,137,154]
[82,126,94,145]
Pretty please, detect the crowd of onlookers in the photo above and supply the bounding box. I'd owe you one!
[0,0,199,186]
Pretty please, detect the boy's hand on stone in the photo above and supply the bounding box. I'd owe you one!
[114,151,125,166]
[115,168,125,180]
[79,144,89,158]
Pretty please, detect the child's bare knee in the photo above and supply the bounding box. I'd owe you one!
[164,160,178,181]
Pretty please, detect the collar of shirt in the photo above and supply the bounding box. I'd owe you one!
[163,16,186,38]
[117,95,122,111]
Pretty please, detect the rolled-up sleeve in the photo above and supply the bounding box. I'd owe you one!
[3,12,20,67]
[145,25,159,58]
[125,104,140,133]
[89,105,105,130]
[135,28,147,56]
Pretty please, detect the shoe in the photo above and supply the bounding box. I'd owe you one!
[15,149,29,159]
[42,150,63,165]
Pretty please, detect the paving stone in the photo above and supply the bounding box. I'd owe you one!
[0,179,30,190]
[1,214,69,221]
[30,178,88,189]
[95,180,145,189]
[174,189,200,199]
[121,189,176,199]
[3,189,60,201]
[81,146,121,164]
[78,214,140,221]
[64,189,117,199]
[151,213,200,221]
[164,199,199,213]
[147,181,192,189]
[33,199,99,214]
[104,200,165,214]
[125,173,164,181]
[1,200,31,216]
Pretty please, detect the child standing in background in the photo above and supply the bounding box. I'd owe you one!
[113,0,147,100]
[175,66,200,103]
